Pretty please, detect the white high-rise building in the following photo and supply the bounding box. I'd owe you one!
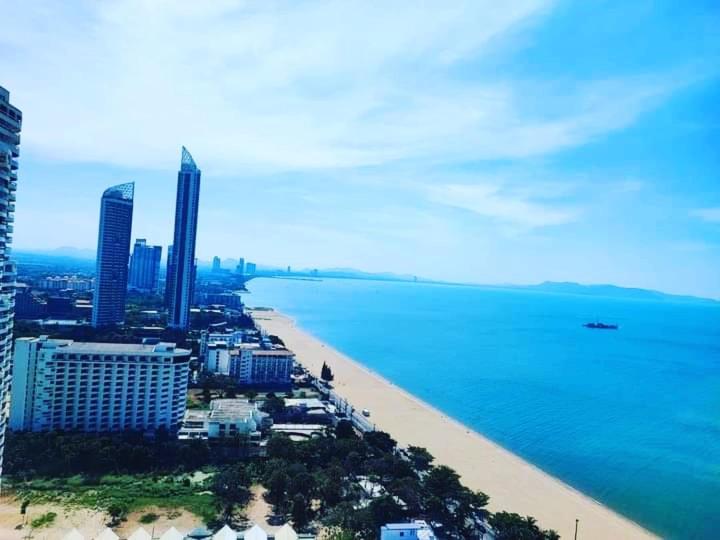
[0,86,21,477]
[10,338,190,432]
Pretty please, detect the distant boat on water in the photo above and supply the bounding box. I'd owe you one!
[583,322,619,330]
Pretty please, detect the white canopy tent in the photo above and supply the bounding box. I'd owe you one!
[213,524,237,540]
[95,528,120,540]
[62,529,85,540]
[275,524,298,540]
[128,528,153,540]
[159,527,186,540]
[243,525,268,540]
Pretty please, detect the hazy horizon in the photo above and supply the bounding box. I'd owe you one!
[3,1,719,298]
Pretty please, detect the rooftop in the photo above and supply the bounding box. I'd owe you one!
[20,337,190,356]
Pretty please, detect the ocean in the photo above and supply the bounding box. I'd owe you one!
[246,277,720,539]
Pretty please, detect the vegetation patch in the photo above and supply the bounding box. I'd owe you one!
[30,511,57,529]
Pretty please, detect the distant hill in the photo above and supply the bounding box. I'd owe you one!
[15,247,96,260]
[516,281,719,305]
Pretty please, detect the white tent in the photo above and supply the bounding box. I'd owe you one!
[128,528,153,540]
[213,524,236,540]
[95,528,120,540]
[275,524,298,540]
[243,525,268,540]
[63,529,85,540]
[160,527,186,540]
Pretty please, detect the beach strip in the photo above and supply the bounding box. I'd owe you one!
[252,309,658,540]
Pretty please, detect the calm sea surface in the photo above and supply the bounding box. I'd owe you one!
[247,277,720,539]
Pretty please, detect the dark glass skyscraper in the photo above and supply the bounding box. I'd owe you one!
[92,182,134,327]
[128,238,162,292]
[0,86,21,479]
[167,147,201,330]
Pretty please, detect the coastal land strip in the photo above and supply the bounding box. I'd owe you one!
[251,309,658,540]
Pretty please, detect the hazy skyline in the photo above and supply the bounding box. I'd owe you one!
[2,1,719,297]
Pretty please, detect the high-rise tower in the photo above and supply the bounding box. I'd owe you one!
[92,182,134,327]
[167,147,201,330]
[128,239,162,292]
[0,86,21,479]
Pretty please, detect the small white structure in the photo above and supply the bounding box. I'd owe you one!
[275,524,298,540]
[244,524,268,540]
[159,527,185,540]
[95,528,120,540]
[179,398,268,440]
[213,524,236,540]
[128,527,153,540]
[63,529,85,540]
[380,520,437,540]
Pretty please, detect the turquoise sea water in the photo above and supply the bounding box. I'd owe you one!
[246,277,720,539]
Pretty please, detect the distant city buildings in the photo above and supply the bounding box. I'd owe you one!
[193,291,244,310]
[128,239,162,293]
[0,85,21,477]
[245,262,257,275]
[167,147,201,330]
[37,275,93,291]
[164,245,174,306]
[200,330,294,387]
[91,182,134,327]
[236,257,245,274]
[10,337,190,432]
[212,256,221,273]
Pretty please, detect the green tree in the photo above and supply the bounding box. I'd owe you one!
[406,445,434,471]
[266,470,291,510]
[334,420,355,440]
[291,493,309,530]
[107,502,129,526]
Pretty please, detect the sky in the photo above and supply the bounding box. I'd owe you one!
[2,0,719,298]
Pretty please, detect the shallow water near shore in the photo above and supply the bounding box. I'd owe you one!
[247,277,720,540]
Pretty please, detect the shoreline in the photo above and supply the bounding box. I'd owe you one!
[251,309,659,540]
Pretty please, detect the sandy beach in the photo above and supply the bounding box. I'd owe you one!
[252,309,658,540]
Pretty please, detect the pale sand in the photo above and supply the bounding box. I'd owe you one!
[252,310,658,540]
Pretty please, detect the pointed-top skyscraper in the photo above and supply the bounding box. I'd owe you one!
[92,182,134,327]
[167,146,201,330]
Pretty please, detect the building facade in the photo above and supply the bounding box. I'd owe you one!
[92,182,134,327]
[0,86,21,477]
[236,257,244,274]
[10,337,190,432]
[229,346,295,387]
[167,147,201,330]
[128,239,162,292]
[380,521,437,540]
[212,256,221,272]
[178,399,268,440]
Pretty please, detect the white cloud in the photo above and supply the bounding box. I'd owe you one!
[427,182,580,229]
[691,207,720,223]
[1,0,684,173]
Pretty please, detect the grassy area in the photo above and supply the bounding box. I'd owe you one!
[11,473,219,524]
[30,511,57,528]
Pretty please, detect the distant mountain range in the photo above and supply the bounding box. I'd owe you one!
[507,281,719,305]
[16,247,96,260]
[11,249,718,304]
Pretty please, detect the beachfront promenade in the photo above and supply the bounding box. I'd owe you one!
[251,309,658,540]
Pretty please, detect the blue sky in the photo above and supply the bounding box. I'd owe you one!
[2,1,719,297]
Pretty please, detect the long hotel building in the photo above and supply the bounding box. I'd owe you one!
[0,86,21,477]
[10,337,190,432]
